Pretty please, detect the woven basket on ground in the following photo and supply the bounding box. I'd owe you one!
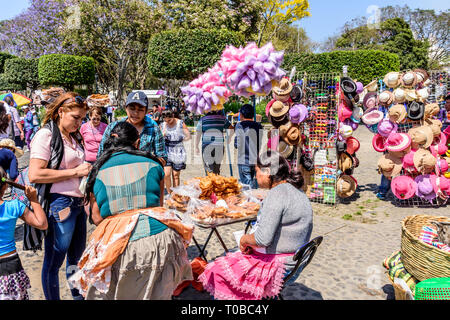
[401,215,450,282]
[387,276,414,300]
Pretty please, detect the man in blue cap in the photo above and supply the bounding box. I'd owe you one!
[98,91,167,165]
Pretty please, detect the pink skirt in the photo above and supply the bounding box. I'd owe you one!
[198,250,292,300]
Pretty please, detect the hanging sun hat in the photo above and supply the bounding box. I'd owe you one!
[436,159,449,175]
[402,149,418,174]
[355,82,364,94]
[409,126,434,149]
[379,90,394,107]
[265,99,276,117]
[425,118,443,138]
[404,89,418,102]
[289,104,308,124]
[391,175,417,200]
[417,87,430,102]
[386,132,412,153]
[362,92,378,110]
[430,175,450,196]
[424,103,440,121]
[336,140,347,154]
[272,78,293,97]
[338,152,355,172]
[377,153,403,178]
[339,124,353,139]
[377,118,398,138]
[341,77,357,97]
[350,106,363,124]
[269,113,289,128]
[413,69,430,83]
[278,140,294,158]
[414,148,437,174]
[0,139,24,158]
[384,72,401,88]
[289,85,303,103]
[336,175,357,198]
[407,101,425,121]
[401,71,418,88]
[393,88,406,104]
[372,134,387,153]
[279,122,302,146]
[361,108,383,126]
[415,174,437,202]
[388,104,407,124]
[364,80,378,92]
[346,137,360,155]
[338,103,353,122]
[343,118,358,131]
[430,132,448,157]
[269,100,289,118]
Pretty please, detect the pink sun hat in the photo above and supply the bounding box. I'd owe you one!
[430,175,450,194]
[402,149,418,174]
[361,108,384,125]
[430,132,448,157]
[436,158,449,175]
[385,133,411,153]
[415,174,437,202]
[377,118,398,138]
[372,134,387,153]
[391,175,417,200]
[338,103,353,122]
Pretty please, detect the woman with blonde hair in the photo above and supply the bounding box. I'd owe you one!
[28,92,91,300]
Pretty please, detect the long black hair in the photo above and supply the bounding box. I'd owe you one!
[84,121,163,204]
[0,102,10,134]
[257,150,304,190]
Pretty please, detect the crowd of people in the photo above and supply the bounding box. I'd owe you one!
[0,88,312,301]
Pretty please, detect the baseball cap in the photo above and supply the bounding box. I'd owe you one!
[126,91,148,108]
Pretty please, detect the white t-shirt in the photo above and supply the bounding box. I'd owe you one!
[8,106,21,136]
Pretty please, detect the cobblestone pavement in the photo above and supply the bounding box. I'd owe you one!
[13,126,449,300]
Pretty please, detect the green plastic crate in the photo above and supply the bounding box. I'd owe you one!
[414,278,450,300]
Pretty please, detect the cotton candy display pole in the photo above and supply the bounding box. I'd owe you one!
[219,42,286,97]
[181,63,232,115]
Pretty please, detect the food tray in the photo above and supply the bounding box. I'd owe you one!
[191,213,258,228]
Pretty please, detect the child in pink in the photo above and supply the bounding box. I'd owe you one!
[80,107,107,164]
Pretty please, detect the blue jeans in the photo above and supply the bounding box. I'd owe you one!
[238,165,258,189]
[378,175,391,197]
[42,194,87,300]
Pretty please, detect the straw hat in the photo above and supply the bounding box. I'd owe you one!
[430,133,448,157]
[402,149,418,174]
[413,149,437,174]
[430,175,450,195]
[379,90,394,107]
[388,104,407,124]
[391,175,417,200]
[277,140,294,158]
[408,126,433,149]
[339,124,353,139]
[336,175,357,198]
[269,114,289,128]
[338,152,355,172]
[386,133,411,153]
[377,118,398,138]
[404,89,417,102]
[0,139,24,158]
[364,80,378,92]
[341,77,357,98]
[346,137,360,155]
[272,78,293,97]
[407,101,424,121]
[413,69,430,83]
[279,122,302,146]
[424,103,440,121]
[362,92,378,110]
[417,87,430,102]
[393,88,406,104]
[425,118,443,138]
[361,108,384,126]
[401,71,418,88]
[384,72,401,88]
[269,101,290,118]
[377,153,403,178]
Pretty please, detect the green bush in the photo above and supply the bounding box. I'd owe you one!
[38,54,95,88]
[4,57,39,90]
[148,29,245,80]
[283,50,400,85]
[114,107,127,118]
[0,73,23,91]
[0,52,16,73]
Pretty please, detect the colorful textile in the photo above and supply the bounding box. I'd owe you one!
[198,250,292,300]
[0,200,26,256]
[97,116,167,161]
[418,225,450,253]
[69,207,193,297]
[0,254,31,300]
[383,251,418,292]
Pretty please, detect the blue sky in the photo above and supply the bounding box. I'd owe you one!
[1,0,449,46]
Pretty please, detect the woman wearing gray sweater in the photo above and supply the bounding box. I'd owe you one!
[199,151,313,300]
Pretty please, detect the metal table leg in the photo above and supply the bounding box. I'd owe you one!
[213,227,229,253]
[192,236,208,262]
[195,228,215,262]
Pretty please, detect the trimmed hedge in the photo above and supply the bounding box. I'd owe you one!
[0,73,23,91]
[282,50,400,85]
[148,29,245,80]
[0,52,16,73]
[4,57,39,89]
[38,54,95,87]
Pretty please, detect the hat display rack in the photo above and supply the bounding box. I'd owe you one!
[294,72,341,205]
[369,69,450,208]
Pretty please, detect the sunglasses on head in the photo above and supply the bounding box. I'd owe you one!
[63,96,85,105]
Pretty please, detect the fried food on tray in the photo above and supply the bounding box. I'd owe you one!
[86,94,111,107]
[196,173,242,200]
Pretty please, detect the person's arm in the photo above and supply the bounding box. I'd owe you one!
[182,122,191,141]
[20,186,48,230]
[253,192,284,248]
[28,158,91,184]
[89,193,103,226]
[152,124,167,166]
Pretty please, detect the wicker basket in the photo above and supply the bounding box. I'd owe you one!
[401,215,450,282]
[388,276,414,300]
